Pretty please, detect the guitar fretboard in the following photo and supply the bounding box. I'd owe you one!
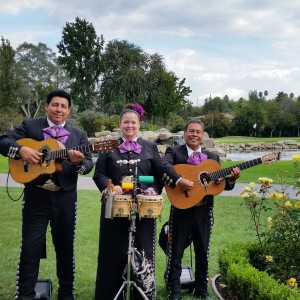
[44,144,94,160]
[210,157,263,181]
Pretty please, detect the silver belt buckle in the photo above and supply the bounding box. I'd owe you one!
[37,181,61,191]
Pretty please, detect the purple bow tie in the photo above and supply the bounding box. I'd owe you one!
[187,152,207,165]
[43,126,70,144]
[118,140,142,154]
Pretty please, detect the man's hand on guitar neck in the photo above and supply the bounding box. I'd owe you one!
[228,167,241,183]
[68,149,84,166]
[19,146,42,164]
[177,166,240,193]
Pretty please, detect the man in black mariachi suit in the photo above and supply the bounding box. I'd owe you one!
[162,119,240,300]
[0,89,93,300]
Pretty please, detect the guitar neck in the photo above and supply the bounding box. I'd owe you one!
[211,157,263,181]
[45,144,94,160]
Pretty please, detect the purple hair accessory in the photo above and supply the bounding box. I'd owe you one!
[132,103,145,119]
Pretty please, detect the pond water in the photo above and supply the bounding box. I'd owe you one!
[225,150,300,161]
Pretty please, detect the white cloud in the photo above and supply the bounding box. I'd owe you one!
[2,0,300,105]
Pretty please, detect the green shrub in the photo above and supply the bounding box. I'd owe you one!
[219,242,300,299]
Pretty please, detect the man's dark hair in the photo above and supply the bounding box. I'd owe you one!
[184,119,205,131]
[46,89,72,107]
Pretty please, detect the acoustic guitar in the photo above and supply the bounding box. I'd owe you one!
[164,152,281,209]
[9,138,118,184]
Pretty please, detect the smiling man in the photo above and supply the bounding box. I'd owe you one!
[0,89,94,300]
[162,119,240,300]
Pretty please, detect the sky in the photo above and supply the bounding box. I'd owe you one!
[1,0,300,106]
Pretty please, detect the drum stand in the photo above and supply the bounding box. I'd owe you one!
[113,203,149,300]
[114,159,149,300]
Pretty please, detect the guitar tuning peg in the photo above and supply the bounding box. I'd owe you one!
[162,173,167,180]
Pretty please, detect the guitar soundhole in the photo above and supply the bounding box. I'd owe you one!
[39,146,51,169]
[198,171,211,188]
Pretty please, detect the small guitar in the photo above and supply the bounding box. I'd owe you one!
[9,138,118,184]
[165,152,281,209]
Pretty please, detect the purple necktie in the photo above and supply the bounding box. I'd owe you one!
[43,126,70,144]
[118,140,142,154]
[187,152,207,165]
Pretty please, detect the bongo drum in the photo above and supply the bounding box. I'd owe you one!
[112,194,132,218]
[137,195,164,220]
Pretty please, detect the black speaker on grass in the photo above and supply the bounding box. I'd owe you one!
[34,279,52,300]
[180,266,195,293]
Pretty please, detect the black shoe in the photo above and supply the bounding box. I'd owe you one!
[193,291,213,300]
[169,292,181,300]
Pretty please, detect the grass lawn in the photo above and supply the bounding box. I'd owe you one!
[0,188,266,300]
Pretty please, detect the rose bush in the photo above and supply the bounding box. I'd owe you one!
[241,155,300,292]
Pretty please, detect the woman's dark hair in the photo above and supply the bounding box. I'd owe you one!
[46,89,72,107]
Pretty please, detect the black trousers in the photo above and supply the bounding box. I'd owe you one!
[15,186,77,300]
[95,204,156,300]
[165,203,213,295]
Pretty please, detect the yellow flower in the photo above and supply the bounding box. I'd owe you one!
[241,192,250,199]
[243,187,251,192]
[277,193,286,200]
[267,217,273,230]
[284,201,292,207]
[296,201,300,209]
[266,255,273,262]
[292,154,300,161]
[249,182,256,189]
[287,278,298,288]
[269,193,278,199]
[258,177,273,186]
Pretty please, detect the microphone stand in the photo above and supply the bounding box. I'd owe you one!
[114,159,148,300]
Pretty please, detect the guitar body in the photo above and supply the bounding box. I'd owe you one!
[8,137,118,184]
[165,160,226,209]
[165,152,281,209]
[9,138,60,184]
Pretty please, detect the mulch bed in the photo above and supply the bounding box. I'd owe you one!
[214,275,239,300]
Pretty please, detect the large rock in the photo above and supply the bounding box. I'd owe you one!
[139,131,160,142]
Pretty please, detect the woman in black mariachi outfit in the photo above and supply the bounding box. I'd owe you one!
[93,103,164,300]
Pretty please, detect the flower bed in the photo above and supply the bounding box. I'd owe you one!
[217,157,300,299]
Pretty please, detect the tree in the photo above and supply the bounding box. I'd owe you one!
[0,36,22,132]
[0,36,21,111]
[145,70,190,125]
[294,98,300,137]
[144,53,191,124]
[57,17,104,112]
[99,39,147,114]
[202,111,231,138]
[16,42,59,117]
[231,101,267,136]
[202,96,230,114]
[272,92,295,137]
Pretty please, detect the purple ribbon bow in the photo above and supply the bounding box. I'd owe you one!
[43,126,70,144]
[187,152,208,165]
[118,140,142,154]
